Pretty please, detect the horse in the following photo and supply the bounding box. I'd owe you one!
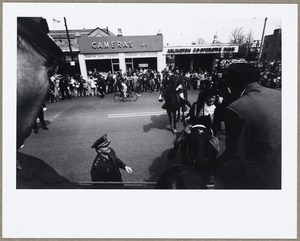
[159,84,182,133]
[167,115,219,182]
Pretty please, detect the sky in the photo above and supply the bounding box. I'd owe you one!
[15,3,282,46]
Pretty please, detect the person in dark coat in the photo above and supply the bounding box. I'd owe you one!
[216,63,281,189]
[91,134,132,182]
[16,17,76,188]
[156,164,206,189]
[97,74,106,98]
[32,102,48,134]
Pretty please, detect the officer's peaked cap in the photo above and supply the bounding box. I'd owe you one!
[91,134,111,148]
[17,17,62,61]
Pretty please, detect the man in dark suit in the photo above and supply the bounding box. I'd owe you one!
[91,134,132,183]
[216,63,281,189]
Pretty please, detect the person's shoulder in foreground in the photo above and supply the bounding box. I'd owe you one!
[17,151,77,189]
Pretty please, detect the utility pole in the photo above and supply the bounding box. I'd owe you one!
[258,17,268,63]
[64,17,73,61]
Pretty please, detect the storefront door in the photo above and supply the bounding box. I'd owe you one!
[112,59,120,74]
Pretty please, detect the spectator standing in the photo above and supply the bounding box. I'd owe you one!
[69,76,76,97]
[32,103,48,134]
[77,75,84,97]
[97,74,106,98]
[59,74,71,100]
[73,78,79,97]
[106,72,114,95]
[82,77,88,96]
[217,63,281,189]
[48,77,56,102]
[89,75,97,96]
[132,72,138,92]
[54,75,61,100]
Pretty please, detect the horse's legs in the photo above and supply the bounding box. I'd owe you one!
[176,109,180,122]
[167,109,172,128]
[167,109,177,133]
[172,111,177,131]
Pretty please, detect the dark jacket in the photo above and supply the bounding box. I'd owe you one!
[222,82,281,189]
[91,148,126,182]
[17,152,76,189]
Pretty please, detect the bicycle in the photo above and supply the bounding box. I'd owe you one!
[114,90,138,102]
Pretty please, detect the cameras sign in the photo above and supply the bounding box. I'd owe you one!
[78,35,163,54]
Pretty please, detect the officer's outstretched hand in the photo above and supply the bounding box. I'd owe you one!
[125,166,133,174]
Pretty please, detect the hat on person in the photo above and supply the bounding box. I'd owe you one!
[91,134,111,149]
[18,17,62,61]
[225,63,260,88]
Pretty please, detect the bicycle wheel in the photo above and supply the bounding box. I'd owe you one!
[128,92,138,101]
[114,92,123,102]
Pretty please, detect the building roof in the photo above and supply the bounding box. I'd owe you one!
[49,27,116,39]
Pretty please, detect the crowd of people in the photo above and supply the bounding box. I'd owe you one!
[47,58,281,105]
[47,64,226,104]
[47,68,165,102]
[258,60,282,89]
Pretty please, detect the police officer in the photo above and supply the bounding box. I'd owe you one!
[91,134,132,183]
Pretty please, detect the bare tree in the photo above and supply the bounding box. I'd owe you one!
[245,29,254,45]
[229,27,245,44]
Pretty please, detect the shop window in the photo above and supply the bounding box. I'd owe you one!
[112,59,119,64]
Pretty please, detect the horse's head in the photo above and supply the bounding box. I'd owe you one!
[192,115,212,129]
[186,124,211,167]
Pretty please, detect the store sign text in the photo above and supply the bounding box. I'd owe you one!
[167,47,236,54]
[92,41,133,49]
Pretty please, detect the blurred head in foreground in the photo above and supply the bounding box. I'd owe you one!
[17,17,62,149]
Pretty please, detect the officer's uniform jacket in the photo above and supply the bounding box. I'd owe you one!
[91,148,126,182]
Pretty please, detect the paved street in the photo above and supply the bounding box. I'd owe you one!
[20,89,225,185]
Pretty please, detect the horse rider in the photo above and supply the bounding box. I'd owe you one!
[184,88,218,127]
[121,79,128,100]
[169,68,192,111]
[168,88,220,161]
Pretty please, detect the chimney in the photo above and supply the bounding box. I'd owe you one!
[117,28,122,36]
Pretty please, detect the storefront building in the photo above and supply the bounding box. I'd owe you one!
[50,26,240,78]
[50,27,116,75]
[77,33,164,79]
[163,44,240,73]
[261,28,281,61]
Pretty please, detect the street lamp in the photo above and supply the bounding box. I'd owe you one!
[258,17,268,63]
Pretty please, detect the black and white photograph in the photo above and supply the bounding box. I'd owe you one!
[2,2,297,239]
